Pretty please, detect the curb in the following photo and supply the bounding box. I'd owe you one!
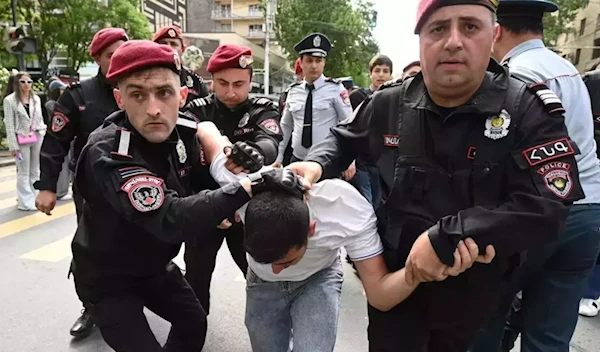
[0,159,15,168]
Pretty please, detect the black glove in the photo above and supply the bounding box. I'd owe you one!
[248,168,305,199]
[227,141,264,173]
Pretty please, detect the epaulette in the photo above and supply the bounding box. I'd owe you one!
[252,97,274,106]
[324,77,341,84]
[67,81,82,90]
[176,112,199,130]
[285,82,301,92]
[379,78,403,91]
[189,96,213,108]
[192,71,204,83]
[526,82,566,116]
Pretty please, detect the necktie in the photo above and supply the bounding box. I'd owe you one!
[302,83,315,148]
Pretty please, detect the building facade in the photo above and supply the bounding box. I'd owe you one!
[141,0,188,32]
[556,1,600,72]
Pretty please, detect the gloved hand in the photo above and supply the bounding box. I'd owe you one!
[226,141,264,173]
[248,168,306,199]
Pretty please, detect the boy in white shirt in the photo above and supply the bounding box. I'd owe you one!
[196,122,496,352]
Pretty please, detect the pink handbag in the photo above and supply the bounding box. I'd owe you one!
[16,98,39,145]
[17,132,38,145]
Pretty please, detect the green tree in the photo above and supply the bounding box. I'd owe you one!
[273,0,379,87]
[107,0,152,40]
[543,0,589,47]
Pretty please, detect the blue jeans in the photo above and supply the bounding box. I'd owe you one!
[470,204,600,352]
[352,162,381,208]
[245,257,344,352]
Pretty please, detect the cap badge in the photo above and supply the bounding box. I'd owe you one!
[239,55,254,68]
[186,75,194,87]
[168,29,176,37]
[313,35,321,48]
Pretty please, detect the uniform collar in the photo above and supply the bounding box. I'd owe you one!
[405,59,509,117]
[214,94,251,114]
[501,39,545,64]
[304,74,325,90]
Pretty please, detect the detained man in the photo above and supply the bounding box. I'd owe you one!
[195,121,496,352]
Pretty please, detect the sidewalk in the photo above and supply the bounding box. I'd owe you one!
[0,150,15,168]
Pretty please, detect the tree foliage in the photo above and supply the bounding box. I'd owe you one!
[272,0,379,87]
[107,0,153,40]
[543,0,589,47]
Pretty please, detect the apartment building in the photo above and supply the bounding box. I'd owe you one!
[556,1,600,72]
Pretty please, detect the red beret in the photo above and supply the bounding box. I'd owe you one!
[153,25,183,43]
[89,28,128,57]
[294,58,302,75]
[415,0,498,34]
[207,45,253,73]
[106,40,181,81]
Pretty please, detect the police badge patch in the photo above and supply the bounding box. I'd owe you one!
[51,112,70,133]
[484,109,511,140]
[176,139,187,163]
[239,113,250,127]
[186,75,194,88]
[537,161,572,199]
[340,90,350,106]
[121,175,165,212]
[260,119,280,134]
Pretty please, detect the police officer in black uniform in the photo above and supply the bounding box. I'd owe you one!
[34,27,128,339]
[184,44,282,316]
[71,39,289,352]
[152,25,209,105]
[584,70,600,159]
[289,0,584,350]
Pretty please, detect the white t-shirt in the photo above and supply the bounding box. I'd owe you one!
[210,152,384,281]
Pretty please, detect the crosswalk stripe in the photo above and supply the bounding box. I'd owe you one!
[0,197,16,210]
[21,235,73,262]
[0,202,75,240]
[0,179,15,193]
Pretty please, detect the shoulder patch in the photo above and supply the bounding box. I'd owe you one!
[325,77,341,84]
[527,83,565,116]
[379,78,403,91]
[120,175,165,213]
[190,96,212,108]
[253,97,273,106]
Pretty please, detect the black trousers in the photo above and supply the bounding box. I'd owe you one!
[75,263,207,352]
[367,268,504,352]
[184,221,248,315]
[70,182,89,309]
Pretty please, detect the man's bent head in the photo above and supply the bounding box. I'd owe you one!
[245,191,315,274]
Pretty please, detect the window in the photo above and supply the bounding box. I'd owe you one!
[593,39,600,59]
[216,23,232,32]
[574,49,581,65]
[249,24,263,37]
[217,4,231,17]
[249,4,261,15]
[580,18,586,36]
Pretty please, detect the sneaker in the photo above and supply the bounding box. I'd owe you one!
[58,194,73,201]
[579,298,599,317]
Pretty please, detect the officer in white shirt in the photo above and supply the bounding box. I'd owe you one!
[196,121,496,352]
[276,33,353,164]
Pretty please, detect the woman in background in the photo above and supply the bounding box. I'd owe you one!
[3,72,46,210]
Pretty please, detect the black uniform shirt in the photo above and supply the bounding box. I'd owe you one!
[306,60,584,266]
[185,94,282,164]
[72,111,250,281]
[35,71,119,192]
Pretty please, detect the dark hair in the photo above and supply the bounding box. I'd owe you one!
[369,55,393,73]
[499,17,543,35]
[403,60,421,73]
[244,191,310,264]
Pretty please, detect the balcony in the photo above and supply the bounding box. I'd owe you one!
[212,10,232,20]
[240,11,264,19]
[246,30,265,39]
